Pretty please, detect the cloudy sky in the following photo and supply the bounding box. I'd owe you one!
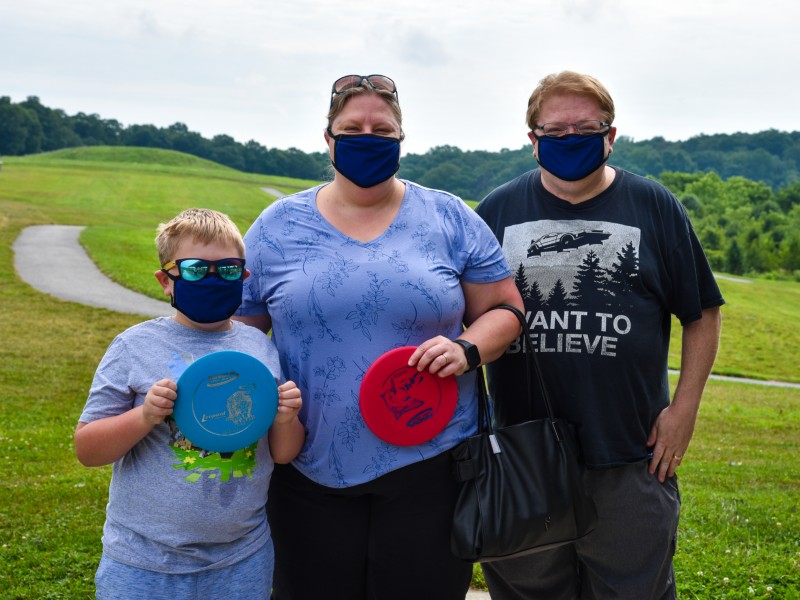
[2,0,798,156]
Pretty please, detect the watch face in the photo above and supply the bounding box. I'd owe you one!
[466,345,480,367]
[456,340,480,370]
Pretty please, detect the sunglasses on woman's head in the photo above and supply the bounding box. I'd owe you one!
[330,74,398,104]
[161,258,246,282]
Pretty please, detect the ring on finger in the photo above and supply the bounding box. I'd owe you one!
[441,353,449,364]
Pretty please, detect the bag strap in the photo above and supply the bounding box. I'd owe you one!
[477,304,565,443]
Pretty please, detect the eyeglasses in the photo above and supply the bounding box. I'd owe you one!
[331,74,398,102]
[534,120,611,138]
[161,258,246,282]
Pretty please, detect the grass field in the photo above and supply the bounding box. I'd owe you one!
[0,148,798,598]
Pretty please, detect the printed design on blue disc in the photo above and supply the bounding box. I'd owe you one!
[175,351,278,453]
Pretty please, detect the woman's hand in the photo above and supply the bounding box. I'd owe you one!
[408,336,470,377]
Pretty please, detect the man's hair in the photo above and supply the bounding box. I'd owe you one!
[155,208,244,265]
[327,86,405,140]
[526,71,615,131]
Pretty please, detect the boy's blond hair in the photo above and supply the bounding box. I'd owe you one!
[155,208,245,265]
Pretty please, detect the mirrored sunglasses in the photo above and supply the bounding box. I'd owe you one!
[161,257,245,282]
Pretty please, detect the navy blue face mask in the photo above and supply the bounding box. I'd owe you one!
[169,277,244,324]
[328,129,401,188]
[534,131,609,181]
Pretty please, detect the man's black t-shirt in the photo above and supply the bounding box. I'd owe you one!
[476,167,724,468]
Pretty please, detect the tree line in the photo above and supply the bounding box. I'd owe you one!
[0,96,330,180]
[2,95,799,279]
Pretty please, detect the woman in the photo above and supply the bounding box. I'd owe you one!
[236,74,523,600]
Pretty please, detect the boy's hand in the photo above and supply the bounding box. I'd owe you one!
[143,379,177,425]
[269,380,305,463]
[274,381,302,425]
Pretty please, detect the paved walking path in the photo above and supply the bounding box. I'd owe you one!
[10,188,288,317]
[13,225,173,317]
[261,186,286,198]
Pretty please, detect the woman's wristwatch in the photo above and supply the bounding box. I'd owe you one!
[453,339,481,372]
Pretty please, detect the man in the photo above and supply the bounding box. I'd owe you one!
[475,71,724,599]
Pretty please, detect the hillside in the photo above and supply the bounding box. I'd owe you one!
[2,146,798,383]
[27,146,241,170]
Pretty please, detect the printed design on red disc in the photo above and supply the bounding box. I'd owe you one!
[359,346,458,446]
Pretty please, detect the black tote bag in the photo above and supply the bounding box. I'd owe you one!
[450,304,597,562]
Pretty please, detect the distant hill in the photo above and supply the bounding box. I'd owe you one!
[26,146,240,171]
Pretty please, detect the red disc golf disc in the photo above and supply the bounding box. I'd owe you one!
[359,346,458,446]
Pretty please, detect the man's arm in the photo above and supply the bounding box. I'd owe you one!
[647,306,722,482]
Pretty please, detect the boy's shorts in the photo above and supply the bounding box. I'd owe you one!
[95,538,273,600]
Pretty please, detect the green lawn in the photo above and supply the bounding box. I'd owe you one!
[0,148,797,599]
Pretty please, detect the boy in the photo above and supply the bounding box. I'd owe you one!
[75,208,304,599]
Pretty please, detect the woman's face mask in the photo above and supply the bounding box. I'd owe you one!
[328,129,401,188]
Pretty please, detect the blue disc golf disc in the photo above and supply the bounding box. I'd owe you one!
[174,351,278,453]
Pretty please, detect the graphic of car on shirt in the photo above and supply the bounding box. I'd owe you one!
[527,229,612,257]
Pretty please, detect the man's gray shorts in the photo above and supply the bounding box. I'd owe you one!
[482,461,681,600]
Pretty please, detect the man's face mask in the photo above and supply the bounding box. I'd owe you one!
[533,131,610,182]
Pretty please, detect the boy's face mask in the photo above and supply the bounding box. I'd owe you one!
[161,257,245,324]
[169,277,243,324]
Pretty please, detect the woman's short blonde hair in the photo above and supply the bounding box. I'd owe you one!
[526,71,615,131]
[327,86,405,140]
[155,208,244,265]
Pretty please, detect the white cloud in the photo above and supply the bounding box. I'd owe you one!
[1,0,799,155]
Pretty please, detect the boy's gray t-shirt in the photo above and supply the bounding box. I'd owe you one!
[80,317,283,574]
